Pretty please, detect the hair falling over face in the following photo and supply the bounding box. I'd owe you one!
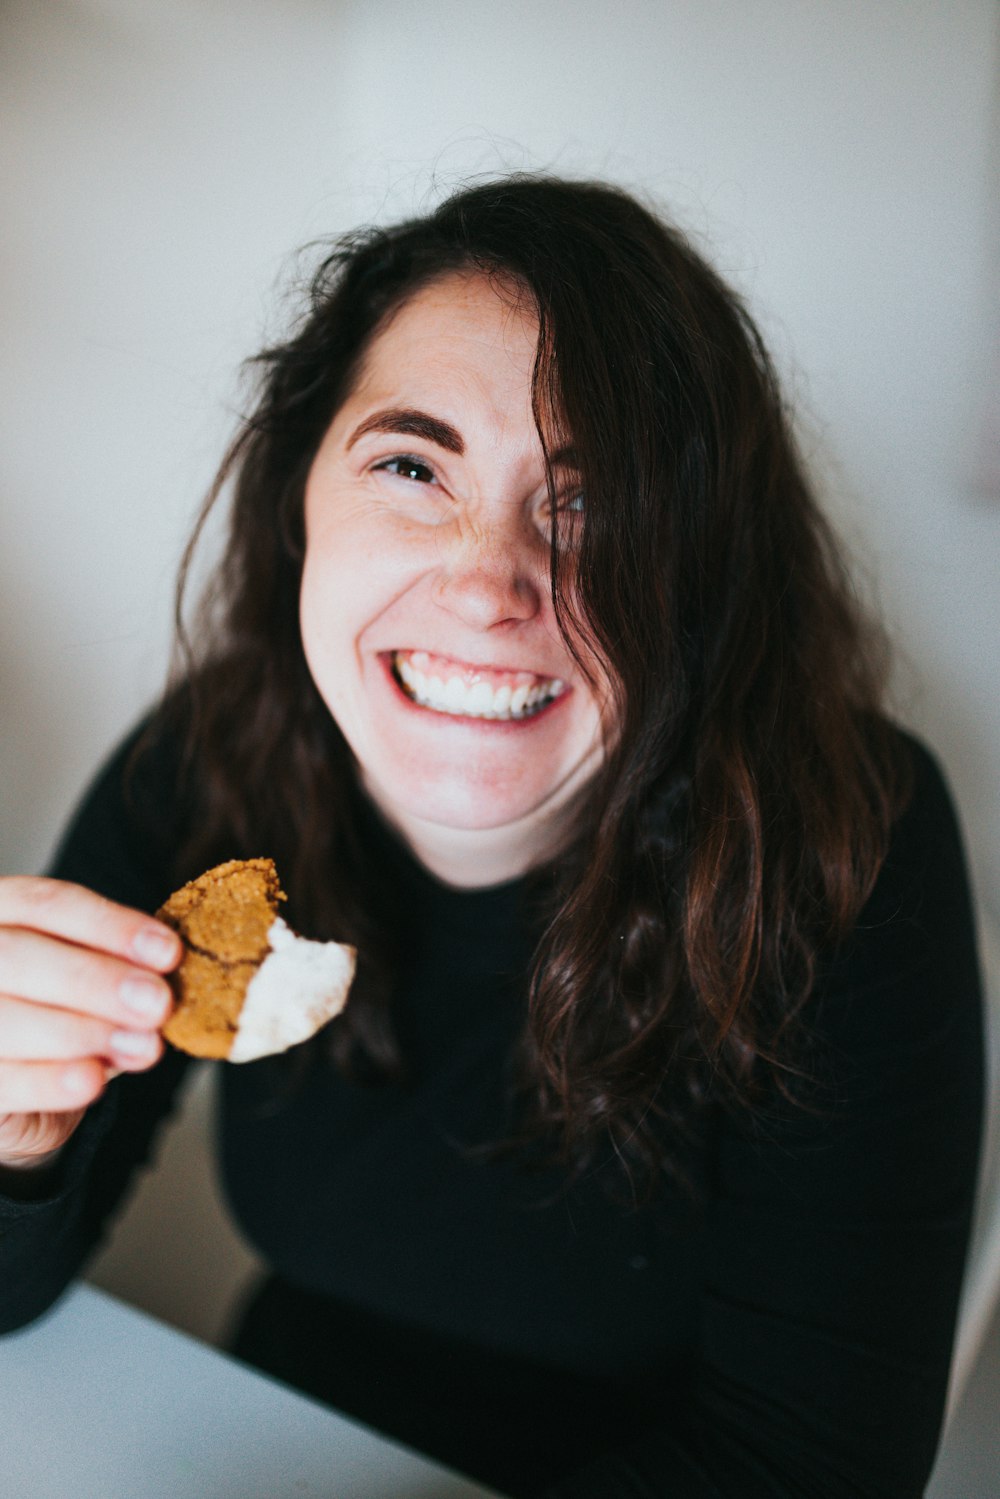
[148,174,911,1194]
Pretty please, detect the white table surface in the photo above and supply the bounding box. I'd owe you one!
[2,1284,502,1498]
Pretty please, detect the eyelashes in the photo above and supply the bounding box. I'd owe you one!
[371,454,437,485]
[369,453,584,539]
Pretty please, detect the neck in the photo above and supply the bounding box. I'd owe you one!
[365,795,583,890]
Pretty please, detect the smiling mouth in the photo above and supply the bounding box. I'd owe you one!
[390,650,566,721]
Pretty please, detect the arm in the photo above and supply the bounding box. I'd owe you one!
[0,721,193,1332]
[542,738,985,1499]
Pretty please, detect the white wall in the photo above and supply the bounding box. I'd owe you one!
[2,0,997,924]
[2,2,998,1485]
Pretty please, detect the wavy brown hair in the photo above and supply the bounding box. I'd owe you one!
[150,175,909,1186]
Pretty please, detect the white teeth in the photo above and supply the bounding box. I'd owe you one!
[393,654,564,720]
[467,680,494,714]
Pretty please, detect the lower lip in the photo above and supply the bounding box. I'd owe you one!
[377,653,569,729]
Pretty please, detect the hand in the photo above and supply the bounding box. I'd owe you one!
[0,877,181,1170]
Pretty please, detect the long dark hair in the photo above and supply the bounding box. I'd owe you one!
[151,175,908,1186]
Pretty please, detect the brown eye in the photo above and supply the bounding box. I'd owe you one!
[375,455,436,484]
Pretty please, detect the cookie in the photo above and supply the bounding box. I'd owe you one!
[157,858,356,1062]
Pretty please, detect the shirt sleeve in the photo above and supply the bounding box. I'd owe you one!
[0,721,192,1333]
[540,736,985,1499]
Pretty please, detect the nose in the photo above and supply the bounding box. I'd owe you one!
[431,517,544,631]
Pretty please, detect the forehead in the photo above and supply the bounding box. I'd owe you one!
[346,270,542,409]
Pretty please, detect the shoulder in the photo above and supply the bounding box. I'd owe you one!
[847,725,978,990]
[810,723,983,1103]
[881,725,969,894]
[727,725,984,1221]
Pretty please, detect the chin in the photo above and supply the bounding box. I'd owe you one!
[371,764,556,834]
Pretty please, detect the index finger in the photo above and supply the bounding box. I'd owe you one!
[0,877,181,971]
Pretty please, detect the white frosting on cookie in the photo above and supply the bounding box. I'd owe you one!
[228,917,356,1063]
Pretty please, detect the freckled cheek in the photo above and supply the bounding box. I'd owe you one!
[299,523,429,676]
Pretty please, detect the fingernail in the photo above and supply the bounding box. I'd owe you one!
[120,977,169,1021]
[132,927,178,966]
[110,1029,160,1059]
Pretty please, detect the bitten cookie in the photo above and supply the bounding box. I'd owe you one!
[157,858,356,1062]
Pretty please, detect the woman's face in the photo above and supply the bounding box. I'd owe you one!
[299,271,610,885]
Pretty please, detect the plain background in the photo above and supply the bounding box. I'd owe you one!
[2,2,998,1493]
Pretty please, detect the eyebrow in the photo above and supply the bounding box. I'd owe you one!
[346,405,580,470]
[346,407,465,455]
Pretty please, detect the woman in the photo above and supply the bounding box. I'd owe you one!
[0,177,984,1497]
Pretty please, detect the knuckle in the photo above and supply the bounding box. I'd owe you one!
[85,892,128,941]
[54,1014,105,1062]
[15,875,63,908]
[0,1062,36,1114]
[0,927,27,983]
[63,944,105,995]
[0,877,125,949]
[61,1060,107,1105]
[0,1059,103,1115]
[1,876,63,922]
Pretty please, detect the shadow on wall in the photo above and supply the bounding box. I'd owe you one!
[0,567,74,874]
[969,36,1000,502]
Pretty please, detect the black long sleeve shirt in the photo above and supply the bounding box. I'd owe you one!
[0,724,984,1498]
